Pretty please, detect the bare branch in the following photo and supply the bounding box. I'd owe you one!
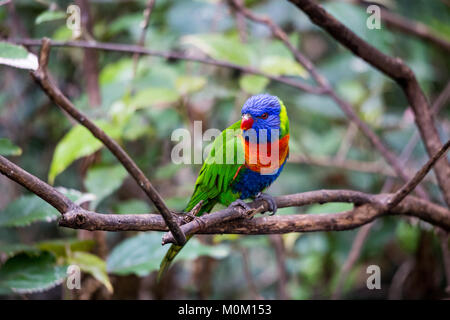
[229,0,429,199]
[132,0,156,78]
[1,154,449,236]
[57,192,450,234]
[0,155,74,213]
[288,0,450,206]
[333,83,450,299]
[387,139,450,209]
[355,1,450,53]
[11,38,324,95]
[30,38,186,246]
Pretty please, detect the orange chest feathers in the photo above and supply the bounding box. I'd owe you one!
[241,134,289,173]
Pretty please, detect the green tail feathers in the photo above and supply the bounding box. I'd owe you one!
[157,235,193,282]
[157,200,216,281]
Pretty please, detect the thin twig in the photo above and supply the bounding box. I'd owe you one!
[132,0,156,79]
[387,139,450,209]
[332,222,374,299]
[356,0,450,53]
[10,38,324,95]
[269,234,290,299]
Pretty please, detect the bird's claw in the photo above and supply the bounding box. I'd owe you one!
[255,192,277,215]
[230,199,252,212]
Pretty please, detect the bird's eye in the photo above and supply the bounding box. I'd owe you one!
[259,113,268,119]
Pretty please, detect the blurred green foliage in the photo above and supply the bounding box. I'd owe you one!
[0,0,449,299]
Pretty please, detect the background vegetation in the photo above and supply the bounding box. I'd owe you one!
[0,0,449,299]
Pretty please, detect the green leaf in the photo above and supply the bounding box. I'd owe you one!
[0,243,40,258]
[85,165,128,209]
[396,220,421,253]
[175,76,207,95]
[0,42,38,71]
[306,202,354,214]
[107,233,168,276]
[260,56,308,78]
[37,239,95,258]
[182,34,253,66]
[48,121,122,184]
[176,238,230,261]
[35,10,66,25]
[115,199,151,214]
[129,87,179,109]
[0,138,22,156]
[0,195,60,227]
[0,252,67,294]
[67,252,113,293]
[239,75,270,94]
[107,232,230,276]
[99,59,134,85]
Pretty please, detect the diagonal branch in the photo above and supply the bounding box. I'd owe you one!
[0,155,74,213]
[229,0,429,199]
[387,139,450,209]
[30,38,186,246]
[288,0,450,207]
[132,0,156,79]
[355,1,450,53]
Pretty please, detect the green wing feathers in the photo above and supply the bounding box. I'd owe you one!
[158,120,244,280]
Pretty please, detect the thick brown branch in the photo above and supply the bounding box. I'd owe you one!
[359,2,450,53]
[157,191,450,243]
[58,193,450,235]
[164,139,450,244]
[0,155,75,213]
[288,0,450,207]
[230,0,429,199]
[1,154,448,236]
[30,38,186,246]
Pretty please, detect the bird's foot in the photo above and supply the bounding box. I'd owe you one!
[255,192,277,215]
[230,199,261,219]
[230,199,252,212]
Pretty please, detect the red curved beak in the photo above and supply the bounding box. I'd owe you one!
[241,114,254,130]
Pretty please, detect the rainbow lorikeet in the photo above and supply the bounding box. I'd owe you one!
[158,94,290,279]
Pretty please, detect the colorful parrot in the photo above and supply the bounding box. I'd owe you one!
[158,94,290,280]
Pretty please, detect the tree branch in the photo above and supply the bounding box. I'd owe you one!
[356,1,450,53]
[387,139,450,209]
[132,0,156,79]
[288,0,450,206]
[11,38,324,95]
[0,155,74,213]
[1,155,449,236]
[59,191,450,234]
[30,38,187,246]
[229,0,429,199]
[162,139,450,244]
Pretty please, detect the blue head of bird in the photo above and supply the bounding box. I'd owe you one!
[240,94,281,143]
